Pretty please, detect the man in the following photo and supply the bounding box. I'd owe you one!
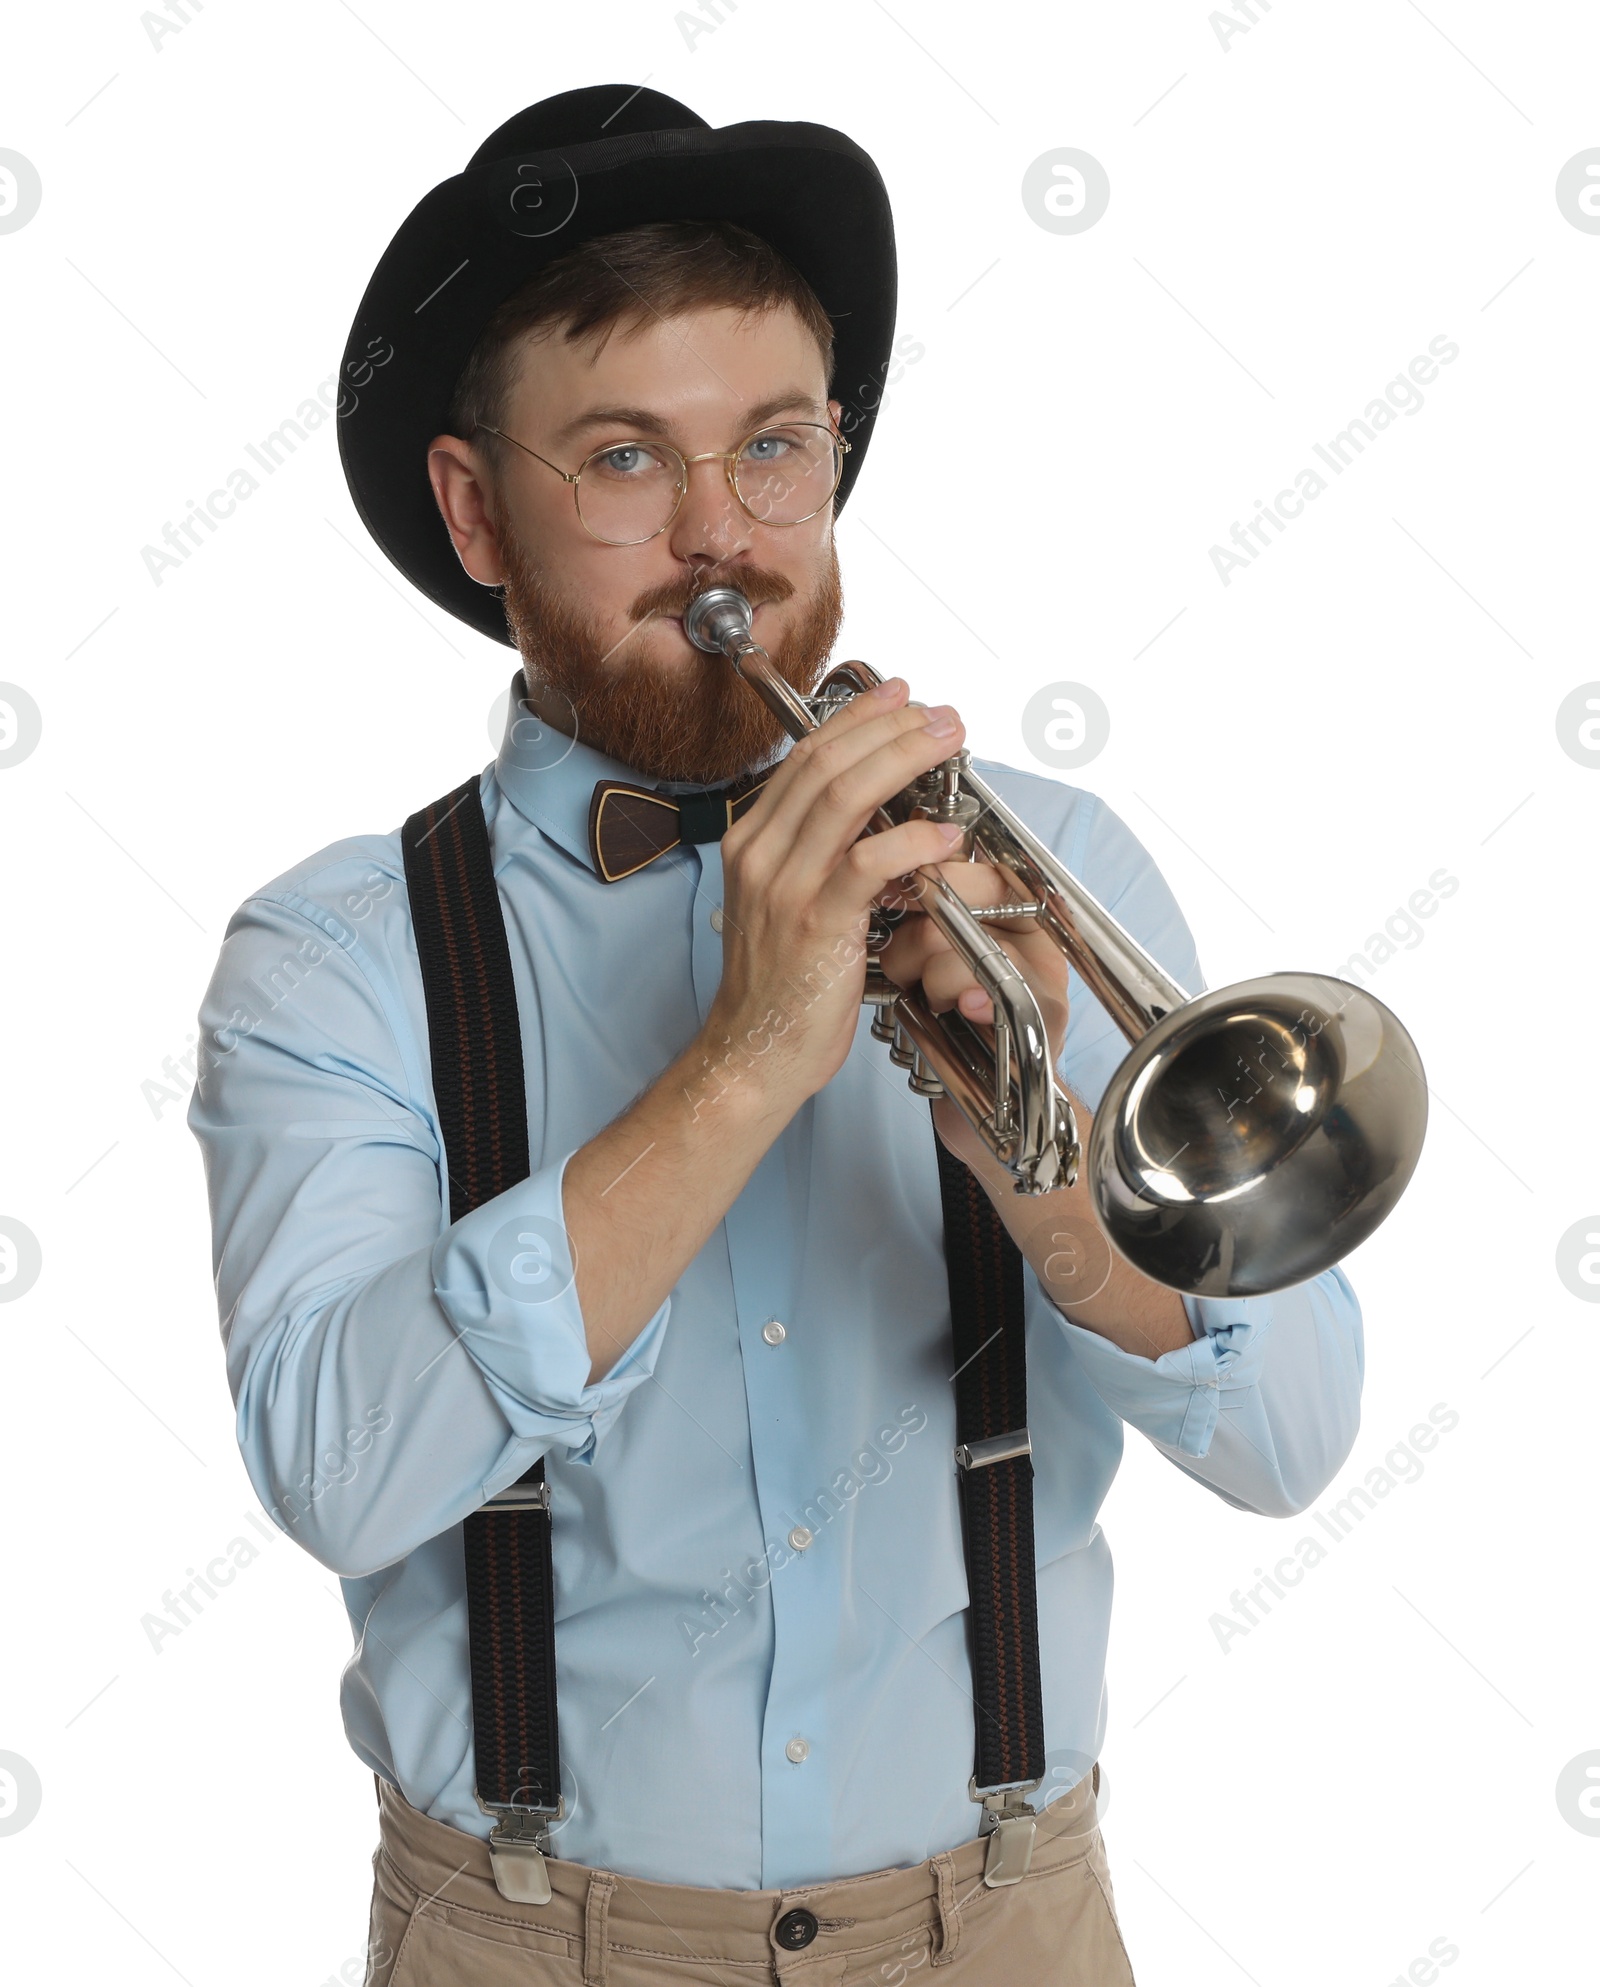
[189,87,1364,1984]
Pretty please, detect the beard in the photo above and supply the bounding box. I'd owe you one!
[495,522,844,785]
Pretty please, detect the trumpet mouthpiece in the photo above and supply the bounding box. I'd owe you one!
[683,587,754,657]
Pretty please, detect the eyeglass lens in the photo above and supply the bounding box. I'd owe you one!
[575,426,841,545]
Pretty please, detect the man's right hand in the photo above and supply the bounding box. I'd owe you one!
[699,676,971,1111]
[564,678,971,1381]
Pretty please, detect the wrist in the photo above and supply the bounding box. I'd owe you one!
[683,1004,807,1127]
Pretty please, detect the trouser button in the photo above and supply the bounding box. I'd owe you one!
[774,1906,819,1950]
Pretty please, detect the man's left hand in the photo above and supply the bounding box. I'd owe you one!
[876,840,1195,1357]
[874,850,1070,1169]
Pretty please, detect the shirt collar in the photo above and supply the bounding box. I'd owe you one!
[491,667,792,874]
[491,670,643,871]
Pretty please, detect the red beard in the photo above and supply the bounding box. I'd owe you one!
[497,530,845,785]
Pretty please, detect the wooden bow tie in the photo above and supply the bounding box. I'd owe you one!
[587,771,773,883]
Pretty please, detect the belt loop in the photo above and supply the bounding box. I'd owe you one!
[582,1871,616,1987]
[1093,1760,1100,1798]
[929,1851,962,1966]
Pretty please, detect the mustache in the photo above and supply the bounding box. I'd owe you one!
[627,564,796,625]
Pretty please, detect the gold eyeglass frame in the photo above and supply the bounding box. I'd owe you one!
[472,420,851,546]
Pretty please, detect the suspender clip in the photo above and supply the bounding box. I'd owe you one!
[954,1427,1032,1471]
[478,1797,564,1905]
[484,1478,551,1512]
[969,1776,1040,1887]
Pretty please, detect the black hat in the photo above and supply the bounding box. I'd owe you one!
[336,84,897,648]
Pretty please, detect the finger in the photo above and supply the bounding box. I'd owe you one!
[758,700,963,864]
[735,701,969,890]
[875,903,956,987]
[878,856,1060,972]
[736,675,912,818]
[811,817,973,928]
[917,923,1059,1003]
[920,947,995,1015]
[904,855,1039,922]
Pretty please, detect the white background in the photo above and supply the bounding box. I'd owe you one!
[2,2,1597,1981]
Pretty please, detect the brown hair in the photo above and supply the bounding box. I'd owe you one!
[448,218,836,479]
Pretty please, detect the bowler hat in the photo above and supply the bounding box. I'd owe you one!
[337,84,897,646]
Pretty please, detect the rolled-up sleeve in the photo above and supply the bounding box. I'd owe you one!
[431,1151,668,1461]
[1053,1269,1364,1515]
[1043,791,1366,1517]
[187,883,669,1578]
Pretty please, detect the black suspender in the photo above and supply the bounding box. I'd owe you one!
[401,774,1048,1899]
[934,1123,1048,1882]
[402,777,562,1904]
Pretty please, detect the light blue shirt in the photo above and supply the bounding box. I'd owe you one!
[187,697,1363,1890]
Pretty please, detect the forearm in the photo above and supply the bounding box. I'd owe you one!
[949,1086,1196,1360]
[565,1024,797,1382]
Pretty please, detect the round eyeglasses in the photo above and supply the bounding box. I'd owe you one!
[473,420,851,546]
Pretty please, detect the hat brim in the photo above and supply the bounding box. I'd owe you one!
[337,119,896,647]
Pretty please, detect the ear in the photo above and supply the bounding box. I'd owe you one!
[828,397,842,432]
[427,435,506,586]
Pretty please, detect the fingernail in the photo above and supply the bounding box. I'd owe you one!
[938,822,964,842]
[923,705,959,737]
[871,676,904,699]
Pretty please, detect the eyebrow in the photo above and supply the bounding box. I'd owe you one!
[551,391,825,449]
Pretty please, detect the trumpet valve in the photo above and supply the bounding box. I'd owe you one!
[909,1052,945,1098]
[907,776,981,857]
[864,965,900,1016]
[889,1020,918,1070]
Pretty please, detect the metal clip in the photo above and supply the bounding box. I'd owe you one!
[484,1480,551,1513]
[954,1427,1032,1471]
[968,1776,1041,1887]
[479,1798,564,1905]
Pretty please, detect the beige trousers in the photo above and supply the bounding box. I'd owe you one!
[363,1764,1137,1985]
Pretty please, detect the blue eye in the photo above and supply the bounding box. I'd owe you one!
[743,431,796,463]
[596,444,652,476]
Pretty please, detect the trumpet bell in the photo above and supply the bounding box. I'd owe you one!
[1087,973,1428,1297]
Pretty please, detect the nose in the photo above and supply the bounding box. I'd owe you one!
[666,452,753,568]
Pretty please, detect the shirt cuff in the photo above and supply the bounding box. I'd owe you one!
[1052,1291,1270,1458]
[429,1146,670,1464]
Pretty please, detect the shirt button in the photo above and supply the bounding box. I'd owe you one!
[774,1906,819,1949]
[787,1525,813,1553]
[762,1320,786,1346]
[784,1736,811,1764]
[710,906,725,931]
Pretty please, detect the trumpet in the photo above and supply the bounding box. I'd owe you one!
[684,587,1427,1299]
